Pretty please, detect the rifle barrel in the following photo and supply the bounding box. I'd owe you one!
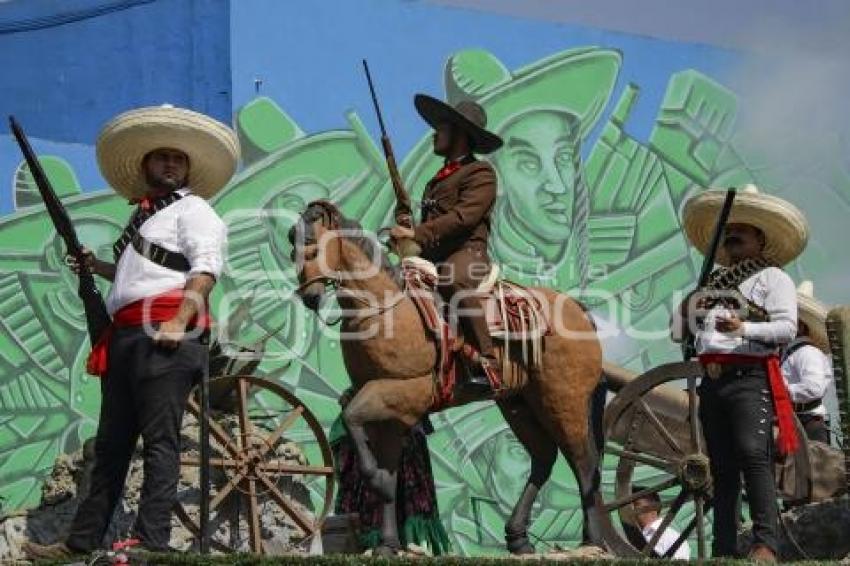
[362,59,388,138]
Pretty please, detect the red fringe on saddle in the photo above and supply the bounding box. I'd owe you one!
[401,264,458,410]
[400,261,550,411]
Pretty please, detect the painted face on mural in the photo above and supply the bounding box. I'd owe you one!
[264,180,330,267]
[492,110,580,241]
[142,148,189,193]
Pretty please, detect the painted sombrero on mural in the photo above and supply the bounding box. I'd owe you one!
[682,184,809,267]
[96,104,239,201]
[796,280,830,353]
[443,47,622,139]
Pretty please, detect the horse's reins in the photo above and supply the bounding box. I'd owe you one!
[294,202,405,326]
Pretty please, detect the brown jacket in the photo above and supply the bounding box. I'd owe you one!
[413,159,497,262]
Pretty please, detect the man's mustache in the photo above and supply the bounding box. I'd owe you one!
[723,235,743,246]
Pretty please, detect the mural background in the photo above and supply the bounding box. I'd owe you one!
[0,0,847,556]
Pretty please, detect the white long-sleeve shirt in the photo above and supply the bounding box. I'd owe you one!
[642,517,691,560]
[781,338,832,417]
[696,266,797,355]
[107,188,227,314]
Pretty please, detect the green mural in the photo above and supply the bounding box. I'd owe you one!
[0,46,846,554]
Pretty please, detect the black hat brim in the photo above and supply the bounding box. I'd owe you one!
[414,94,503,154]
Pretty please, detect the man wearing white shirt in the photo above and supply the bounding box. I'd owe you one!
[633,491,691,560]
[781,282,833,444]
[24,106,238,560]
[676,186,810,562]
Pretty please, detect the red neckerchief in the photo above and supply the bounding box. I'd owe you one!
[698,352,799,455]
[130,190,173,211]
[433,156,473,182]
[86,289,212,377]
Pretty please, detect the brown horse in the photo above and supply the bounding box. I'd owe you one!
[288,201,631,556]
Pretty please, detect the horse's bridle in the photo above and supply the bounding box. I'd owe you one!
[293,200,404,325]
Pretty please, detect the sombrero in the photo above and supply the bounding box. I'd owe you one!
[796,280,830,353]
[682,184,809,267]
[444,47,622,141]
[96,104,239,200]
[414,94,503,154]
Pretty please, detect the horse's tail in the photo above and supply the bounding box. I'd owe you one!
[574,297,607,455]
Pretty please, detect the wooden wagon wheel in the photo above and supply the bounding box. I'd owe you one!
[175,374,335,555]
[602,361,712,559]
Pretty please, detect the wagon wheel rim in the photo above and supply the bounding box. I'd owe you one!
[603,361,712,560]
[177,374,335,555]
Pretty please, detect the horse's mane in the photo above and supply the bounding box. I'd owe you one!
[287,200,394,276]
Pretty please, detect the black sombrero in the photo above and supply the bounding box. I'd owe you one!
[414,93,503,154]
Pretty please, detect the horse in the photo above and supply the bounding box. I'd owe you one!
[287,200,630,556]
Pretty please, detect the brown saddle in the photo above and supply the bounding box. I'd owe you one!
[400,257,550,409]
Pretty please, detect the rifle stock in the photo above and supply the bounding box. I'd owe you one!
[8,116,111,344]
[362,60,414,228]
[682,188,737,360]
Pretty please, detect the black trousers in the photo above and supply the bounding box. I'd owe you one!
[66,325,207,552]
[699,366,778,557]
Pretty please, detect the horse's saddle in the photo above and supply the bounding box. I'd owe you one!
[400,256,550,408]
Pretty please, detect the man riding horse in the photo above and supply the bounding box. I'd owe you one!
[389,95,504,394]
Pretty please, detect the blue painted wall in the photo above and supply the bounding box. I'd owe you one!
[0,0,231,145]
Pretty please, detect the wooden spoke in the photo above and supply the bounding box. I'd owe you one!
[256,471,317,536]
[695,495,707,559]
[236,377,254,447]
[687,374,704,454]
[603,476,679,512]
[642,488,687,555]
[259,461,334,476]
[636,397,684,456]
[256,406,304,459]
[245,478,263,554]
[606,446,677,473]
[209,470,247,512]
[180,456,239,469]
[186,397,241,458]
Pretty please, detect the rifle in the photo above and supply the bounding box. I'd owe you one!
[362,59,414,228]
[682,188,737,360]
[8,116,111,345]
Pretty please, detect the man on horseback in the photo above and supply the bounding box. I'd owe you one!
[390,94,504,394]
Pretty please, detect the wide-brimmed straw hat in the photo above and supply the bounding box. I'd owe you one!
[96,104,239,200]
[682,184,809,267]
[414,94,503,154]
[796,280,830,353]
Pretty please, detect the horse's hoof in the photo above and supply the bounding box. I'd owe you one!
[508,540,535,555]
[506,532,535,555]
[373,543,399,557]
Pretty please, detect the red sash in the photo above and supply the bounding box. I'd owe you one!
[698,352,799,455]
[86,289,211,377]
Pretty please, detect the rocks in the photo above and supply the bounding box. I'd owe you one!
[739,496,850,560]
[0,412,316,561]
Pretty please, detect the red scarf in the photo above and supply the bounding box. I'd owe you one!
[698,352,799,455]
[433,161,462,182]
[86,289,211,377]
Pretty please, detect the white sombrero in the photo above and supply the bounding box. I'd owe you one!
[682,184,809,267]
[797,280,830,353]
[96,105,239,200]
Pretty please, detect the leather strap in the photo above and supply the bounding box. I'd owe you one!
[131,234,191,272]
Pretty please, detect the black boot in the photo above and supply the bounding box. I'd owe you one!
[462,353,499,396]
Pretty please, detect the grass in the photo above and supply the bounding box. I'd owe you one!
[28,554,848,566]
